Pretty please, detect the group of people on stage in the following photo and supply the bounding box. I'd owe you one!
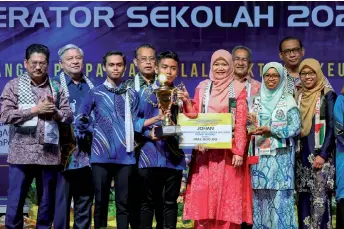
[0,36,344,229]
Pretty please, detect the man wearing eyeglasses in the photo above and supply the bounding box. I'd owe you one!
[0,44,73,229]
[124,44,164,229]
[231,46,261,229]
[124,43,158,91]
[279,36,333,95]
[232,46,261,97]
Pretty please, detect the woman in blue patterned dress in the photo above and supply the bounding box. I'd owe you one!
[335,86,344,228]
[248,62,301,229]
[295,58,336,229]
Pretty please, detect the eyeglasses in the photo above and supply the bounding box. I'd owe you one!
[29,61,48,68]
[300,71,316,78]
[281,47,302,56]
[233,57,249,63]
[263,74,280,80]
[137,57,156,63]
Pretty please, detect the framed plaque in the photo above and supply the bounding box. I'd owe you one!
[178,113,232,149]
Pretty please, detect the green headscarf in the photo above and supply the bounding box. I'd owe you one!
[260,62,286,126]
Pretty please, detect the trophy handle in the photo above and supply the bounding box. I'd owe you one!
[172,88,179,105]
[145,87,159,107]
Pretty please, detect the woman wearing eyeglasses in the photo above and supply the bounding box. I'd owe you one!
[248,62,300,229]
[295,58,337,229]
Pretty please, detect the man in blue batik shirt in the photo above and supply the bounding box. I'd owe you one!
[123,44,165,229]
[137,51,188,229]
[52,44,95,229]
[75,51,163,229]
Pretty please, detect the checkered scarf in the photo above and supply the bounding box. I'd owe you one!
[18,72,56,131]
[19,71,56,103]
[59,71,94,97]
[18,72,36,105]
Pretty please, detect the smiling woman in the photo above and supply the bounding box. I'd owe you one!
[296,58,337,229]
[249,62,300,229]
[299,67,317,89]
[262,67,281,90]
[183,49,253,229]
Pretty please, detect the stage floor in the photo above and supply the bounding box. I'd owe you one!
[0,205,194,229]
[0,204,336,228]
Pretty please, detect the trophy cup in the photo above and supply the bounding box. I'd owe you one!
[154,74,183,137]
[246,97,258,134]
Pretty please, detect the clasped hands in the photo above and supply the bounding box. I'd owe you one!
[313,155,325,169]
[31,96,57,116]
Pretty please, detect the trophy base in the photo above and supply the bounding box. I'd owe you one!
[155,125,181,137]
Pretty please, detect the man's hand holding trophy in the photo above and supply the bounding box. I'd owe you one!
[153,73,185,138]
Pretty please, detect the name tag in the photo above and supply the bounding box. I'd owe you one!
[271,121,287,128]
[256,136,275,156]
[44,120,59,145]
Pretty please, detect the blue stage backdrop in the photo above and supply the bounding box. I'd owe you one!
[0,1,343,195]
[0,1,343,95]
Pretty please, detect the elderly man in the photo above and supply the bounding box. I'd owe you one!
[0,44,73,229]
[53,44,95,229]
[231,45,261,229]
[232,45,261,97]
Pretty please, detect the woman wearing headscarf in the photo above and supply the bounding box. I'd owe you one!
[180,49,252,229]
[295,58,337,229]
[334,86,344,228]
[248,62,300,228]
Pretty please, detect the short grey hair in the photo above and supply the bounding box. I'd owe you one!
[58,44,84,60]
[231,45,252,61]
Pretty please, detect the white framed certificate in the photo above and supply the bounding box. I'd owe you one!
[178,113,232,149]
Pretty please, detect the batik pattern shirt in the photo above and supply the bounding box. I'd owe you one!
[52,74,95,170]
[0,77,73,165]
[137,83,187,170]
[75,82,144,164]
